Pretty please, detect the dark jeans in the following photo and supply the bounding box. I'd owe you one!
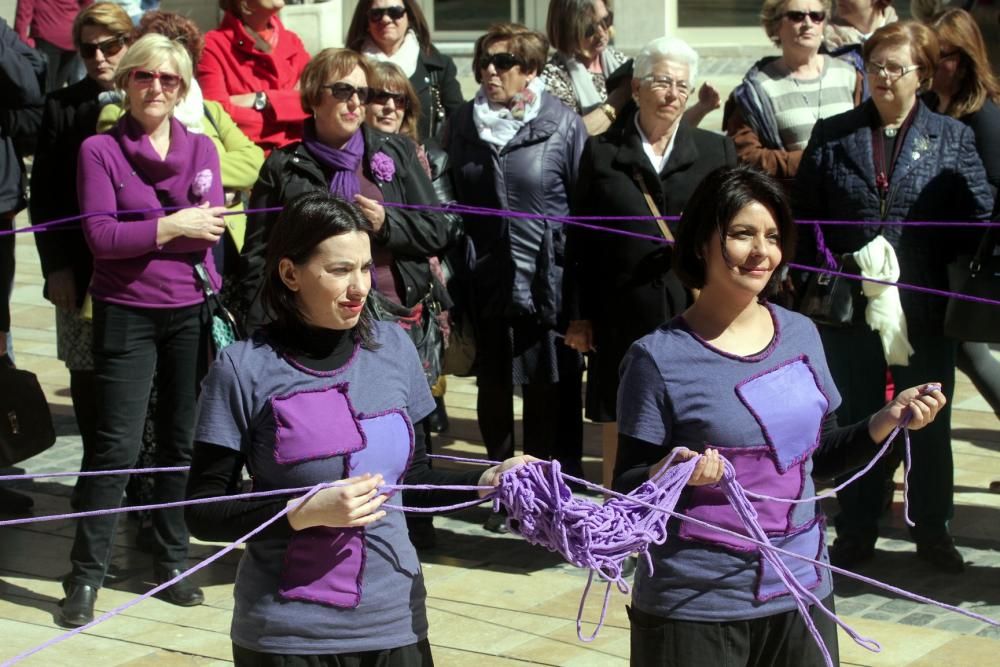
[627,595,839,667]
[69,301,207,588]
[232,639,433,666]
[821,325,957,546]
[477,343,583,467]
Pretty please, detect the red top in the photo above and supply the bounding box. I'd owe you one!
[198,12,310,152]
[15,0,92,51]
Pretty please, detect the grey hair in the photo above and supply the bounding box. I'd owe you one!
[633,36,699,86]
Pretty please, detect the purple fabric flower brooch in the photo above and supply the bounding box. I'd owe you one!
[191,169,213,200]
[371,152,396,183]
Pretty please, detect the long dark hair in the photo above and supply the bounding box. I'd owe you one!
[262,192,379,350]
[674,165,797,295]
[345,0,433,55]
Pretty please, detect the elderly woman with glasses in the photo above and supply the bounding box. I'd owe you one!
[562,36,736,490]
[28,2,133,515]
[61,32,228,627]
[239,49,449,336]
[346,0,463,141]
[199,0,311,152]
[794,20,993,574]
[724,0,862,184]
[445,23,587,523]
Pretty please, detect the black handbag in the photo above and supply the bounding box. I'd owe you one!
[0,356,56,467]
[945,229,1000,342]
[367,289,444,388]
[194,262,243,357]
[799,253,862,327]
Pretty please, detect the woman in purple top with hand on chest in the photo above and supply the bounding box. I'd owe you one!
[60,33,227,627]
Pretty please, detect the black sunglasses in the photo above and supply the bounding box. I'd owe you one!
[478,52,524,72]
[369,89,409,109]
[368,5,407,22]
[584,12,614,38]
[324,82,372,103]
[783,10,826,23]
[80,35,127,60]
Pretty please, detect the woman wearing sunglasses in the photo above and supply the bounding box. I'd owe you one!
[239,49,449,340]
[445,24,588,527]
[346,0,463,141]
[794,21,993,573]
[28,2,133,525]
[61,33,228,626]
[723,0,862,186]
[199,0,310,152]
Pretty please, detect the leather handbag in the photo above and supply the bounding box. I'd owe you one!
[0,357,56,468]
[945,229,1000,342]
[799,253,861,327]
[367,289,444,388]
[194,262,243,357]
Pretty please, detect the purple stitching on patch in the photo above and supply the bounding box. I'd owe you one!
[735,356,829,474]
[270,383,367,464]
[676,301,782,363]
[755,516,825,602]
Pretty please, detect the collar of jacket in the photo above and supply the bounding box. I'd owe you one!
[220,10,287,58]
[611,111,700,179]
[419,44,448,71]
[840,97,940,189]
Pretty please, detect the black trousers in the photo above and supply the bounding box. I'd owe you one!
[820,325,957,545]
[628,595,839,667]
[69,301,207,588]
[233,639,433,667]
[476,343,583,467]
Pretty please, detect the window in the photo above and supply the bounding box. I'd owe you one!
[431,0,517,32]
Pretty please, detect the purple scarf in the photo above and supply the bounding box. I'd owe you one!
[116,115,199,209]
[302,119,365,200]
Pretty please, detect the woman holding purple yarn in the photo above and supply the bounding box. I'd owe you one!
[613,165,945,665]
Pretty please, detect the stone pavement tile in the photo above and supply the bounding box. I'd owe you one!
[118,652,231,666]
[837,616,958,666]
[0,617,164,667]
[904,635,1000,666]
[432,645,532,666]
[426,598,570,655]
[524,586,630,631]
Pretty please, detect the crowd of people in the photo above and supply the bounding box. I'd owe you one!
[0,1,996,665]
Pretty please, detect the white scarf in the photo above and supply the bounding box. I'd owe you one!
[472,76,546,148]
[551,49,618,114]
[853,235,914,366]
[361,29,421,78]
[172,79,205,134]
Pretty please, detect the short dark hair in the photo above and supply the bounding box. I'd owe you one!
[345,0,433,55]
[674,165,797,293]
[473,23,549,84]
[262,192,379,349]
[134,11,204,67]
[546,0,611,56]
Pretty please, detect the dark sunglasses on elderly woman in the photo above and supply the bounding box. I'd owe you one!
[79,35,127,59]
[370,89,409,109]
[324,82,372,103]
[783,10,826,23]
[368,5,407,22]
[478,52,524,72]
[584,12,614,38]
[131,69,182,90]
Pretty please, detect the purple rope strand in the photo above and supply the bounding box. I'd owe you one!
[0,466,189,482]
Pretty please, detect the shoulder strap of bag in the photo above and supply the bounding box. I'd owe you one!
[203,104,223,138]
[632,168,675,243]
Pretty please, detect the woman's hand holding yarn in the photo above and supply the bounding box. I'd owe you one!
[285,473,388,530]
[478,455,543,497]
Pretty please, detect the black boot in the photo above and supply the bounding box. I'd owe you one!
[58,583,97,627]
[154,568,205,607]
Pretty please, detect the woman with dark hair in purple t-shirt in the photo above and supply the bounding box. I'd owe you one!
[613,164,946,665]
[186,191,532,665]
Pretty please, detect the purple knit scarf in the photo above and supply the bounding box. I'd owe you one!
[302,119,364,201]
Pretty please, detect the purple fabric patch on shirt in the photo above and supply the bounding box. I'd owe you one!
[679,446,803,551]
[278,408,415,608]
[348,410,415,494]
[735,357,828,474]
[755,518,824,602]
[271,384,365,464]
[279,526,366,608]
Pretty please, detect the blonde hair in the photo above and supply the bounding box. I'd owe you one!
[72,1,133,50]
[114,33,193,102]
[760,0,833,45]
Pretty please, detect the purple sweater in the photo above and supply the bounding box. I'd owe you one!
[77,115,224,308]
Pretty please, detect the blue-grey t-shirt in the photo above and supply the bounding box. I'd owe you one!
[194,322,436,654]
[617,304,842,621]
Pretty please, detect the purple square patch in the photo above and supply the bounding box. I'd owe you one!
[271,384,365,464]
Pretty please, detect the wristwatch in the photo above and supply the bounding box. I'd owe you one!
[253,91,267,111]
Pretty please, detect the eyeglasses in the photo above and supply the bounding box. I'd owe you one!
[584,11,614,38]
[324,82,372,103]
[782,10,827,23]
[641,75,691,98]
[130,69,182,91]
[864,61,921,80]
[79,35,127,60]
[478,52,524,72]
[369,89,409,109]
[367,5,406,22]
